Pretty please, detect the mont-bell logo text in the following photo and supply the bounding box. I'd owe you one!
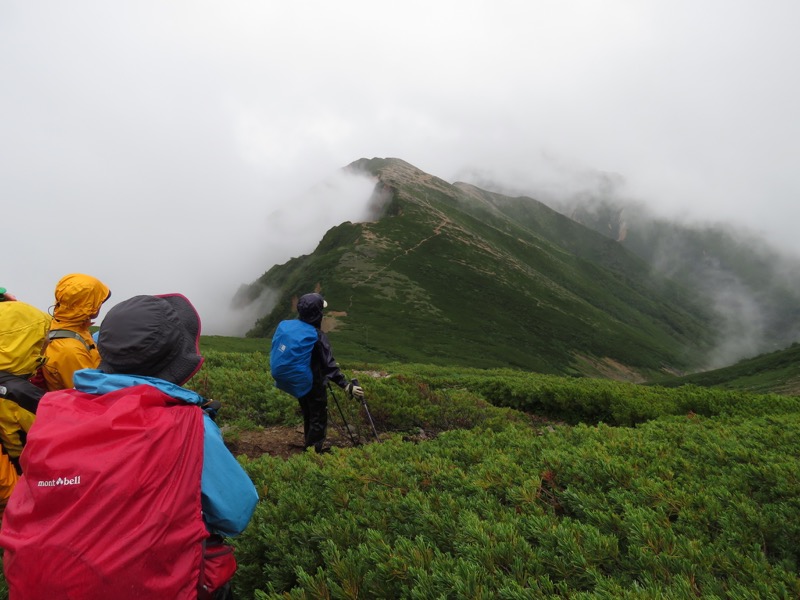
[38,475,82,487]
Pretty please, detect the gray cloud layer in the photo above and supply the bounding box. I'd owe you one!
[3,1,799,334]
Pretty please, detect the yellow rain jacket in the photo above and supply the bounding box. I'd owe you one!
[0,453,18,519]
[0,402,34,465]
[0,300,49,516]
[42,274,110,391]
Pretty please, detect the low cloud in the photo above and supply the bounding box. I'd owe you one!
[256,170,378,269]
[458,159,800,367]
[217,170,377,335]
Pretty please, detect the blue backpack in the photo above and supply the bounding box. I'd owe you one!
[270,320,319,398]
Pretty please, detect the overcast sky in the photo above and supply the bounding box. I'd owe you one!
[3,1,799,335]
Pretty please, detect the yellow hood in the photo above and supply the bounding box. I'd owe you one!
[0,301,52,376]
[52,273,111,327]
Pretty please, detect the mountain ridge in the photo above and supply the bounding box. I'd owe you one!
[239,157,725,380]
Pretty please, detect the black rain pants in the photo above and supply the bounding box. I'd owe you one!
[297,386,327,452]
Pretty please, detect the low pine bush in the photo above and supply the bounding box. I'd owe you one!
[234,413,800,598]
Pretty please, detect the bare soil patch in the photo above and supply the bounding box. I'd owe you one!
[224,425,377,460]
[225,426,306,460]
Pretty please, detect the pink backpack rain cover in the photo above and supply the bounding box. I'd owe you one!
[0,384,208,599]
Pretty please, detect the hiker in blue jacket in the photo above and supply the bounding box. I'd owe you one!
[296,293,363,453]
[82,294,259,537]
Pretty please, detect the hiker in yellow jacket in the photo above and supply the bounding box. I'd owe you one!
[42,274,111,391]
[0,289,50,516]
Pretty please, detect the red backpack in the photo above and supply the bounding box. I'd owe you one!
[0,384,214,599]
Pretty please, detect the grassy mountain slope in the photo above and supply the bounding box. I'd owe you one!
[651,342,800,395]
[243,158,719,378]
[555,196,800,364]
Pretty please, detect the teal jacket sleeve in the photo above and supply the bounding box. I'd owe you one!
[201,414,259,537]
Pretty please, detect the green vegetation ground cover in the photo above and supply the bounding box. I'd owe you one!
[235,414,800,598]
[201,335,269,354]
[186,351,800,597]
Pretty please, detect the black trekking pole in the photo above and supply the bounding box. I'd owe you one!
[351,378,381,443]
[328,382,359,447]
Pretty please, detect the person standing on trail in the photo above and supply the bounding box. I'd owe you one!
[297,293,364,452]
[0,293,259,599]
[42,273,111,391]
[269,294,364,452]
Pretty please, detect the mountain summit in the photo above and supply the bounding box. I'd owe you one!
[241,157,720,380]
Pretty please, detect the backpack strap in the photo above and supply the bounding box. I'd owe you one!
[48,329,95,352]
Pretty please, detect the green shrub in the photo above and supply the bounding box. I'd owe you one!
[234,414,800,598]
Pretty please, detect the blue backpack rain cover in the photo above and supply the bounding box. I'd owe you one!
[270,320,319,398]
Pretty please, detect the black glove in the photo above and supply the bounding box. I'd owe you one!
[202,399,222,420]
